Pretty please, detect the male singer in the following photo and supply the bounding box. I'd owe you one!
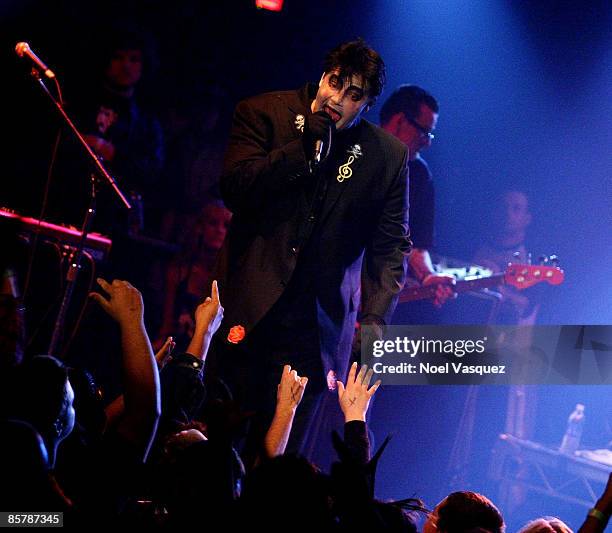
[208,40,411,456]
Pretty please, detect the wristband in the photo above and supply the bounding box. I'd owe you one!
[588,508,609,524]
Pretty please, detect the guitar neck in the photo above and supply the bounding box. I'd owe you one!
[453,273,507,294]
[399,273,507,304]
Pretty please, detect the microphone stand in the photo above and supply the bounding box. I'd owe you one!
[26,67,131,357]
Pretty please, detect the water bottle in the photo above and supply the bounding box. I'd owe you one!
[559,403,585,455]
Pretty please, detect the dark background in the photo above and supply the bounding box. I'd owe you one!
[2,1,611,528]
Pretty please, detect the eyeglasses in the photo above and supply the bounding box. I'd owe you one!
[405,116,435,141]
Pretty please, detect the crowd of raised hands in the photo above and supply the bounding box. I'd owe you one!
[1,277,611,531]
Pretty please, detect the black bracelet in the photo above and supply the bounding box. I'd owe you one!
[588,508,609,525]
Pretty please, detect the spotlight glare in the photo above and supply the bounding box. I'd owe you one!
[256,0,284,12]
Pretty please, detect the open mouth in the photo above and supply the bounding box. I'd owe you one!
[324,105,342,123]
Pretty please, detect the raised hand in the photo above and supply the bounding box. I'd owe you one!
[337,362,381,422]
[186,280,224,361]
[276,364,308,413]
[91,278,159,461]
[155,336,176,369]
[90,278,144,326]
[194,280,224,336]
[264,365,309,458]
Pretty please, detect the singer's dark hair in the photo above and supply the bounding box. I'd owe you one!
[379,85,439,126]
[323,39,385,103]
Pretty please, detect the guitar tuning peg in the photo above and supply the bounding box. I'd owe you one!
[538,255,549,265]
[527,252,532,265]
[548,254,559,267]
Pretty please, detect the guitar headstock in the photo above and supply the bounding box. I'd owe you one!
[504,263,565,289]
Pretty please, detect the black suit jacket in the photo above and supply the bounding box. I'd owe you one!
[214,84,410,379]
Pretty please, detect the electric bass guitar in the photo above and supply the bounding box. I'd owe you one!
[398,263,564,304]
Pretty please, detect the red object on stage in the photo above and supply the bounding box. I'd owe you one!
[256,0,284,12]
[227,325,246,344]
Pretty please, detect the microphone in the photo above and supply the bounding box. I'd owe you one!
[314,139,324,165]
[312,110,333,165]
[15,42,56,79]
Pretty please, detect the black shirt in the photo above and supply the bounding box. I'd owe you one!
[408,156,435,250]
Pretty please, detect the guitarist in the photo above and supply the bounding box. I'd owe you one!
[473,189,539,325]
[380,85,455,308]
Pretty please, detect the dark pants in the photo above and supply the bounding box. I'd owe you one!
[206,284,330,465]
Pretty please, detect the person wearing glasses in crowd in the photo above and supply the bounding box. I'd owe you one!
[380,85,454,310]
